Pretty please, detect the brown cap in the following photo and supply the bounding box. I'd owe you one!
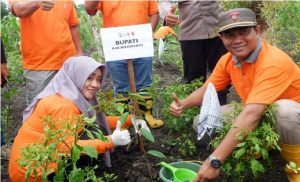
[218,8,257,32]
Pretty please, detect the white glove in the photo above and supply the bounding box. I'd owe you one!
[131,118,151,133]
[111,121,131,146]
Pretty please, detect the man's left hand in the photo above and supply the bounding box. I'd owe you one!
[193,160,220,182]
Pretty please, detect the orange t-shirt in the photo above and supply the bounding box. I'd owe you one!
[8,95,116,182]
[9,0,79,70]
[98,1,158,28]
[205,40,300,104]
[154,26,177,40]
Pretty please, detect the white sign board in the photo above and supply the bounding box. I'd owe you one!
[100,24,154,62]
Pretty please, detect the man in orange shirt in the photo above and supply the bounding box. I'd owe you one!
[9,0,83,105]
[170,8,300,182]
[85,1,164,128]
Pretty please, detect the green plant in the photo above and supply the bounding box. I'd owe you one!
[96,90,128,116]
[160,79,203,133]
[96,90,166,178]
[260,1,300,62]
[18,114,114,181]
[175,133,197,157]
[76,4,104,62]
[159,79,203,156]
[210,102,280,181]
[1,17,23,144]
[1,52,24,143]
[1,14,20,53]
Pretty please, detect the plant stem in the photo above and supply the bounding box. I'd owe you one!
[137,135,153,180]
[143,151,153,180]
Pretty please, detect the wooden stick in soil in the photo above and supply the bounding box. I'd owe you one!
[127,59,143,151]
[127,59,153,180]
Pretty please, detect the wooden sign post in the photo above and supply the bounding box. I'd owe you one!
[101,24,154,152]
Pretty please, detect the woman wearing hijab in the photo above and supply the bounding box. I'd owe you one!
[9,56,132,182]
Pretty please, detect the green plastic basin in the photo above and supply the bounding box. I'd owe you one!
[159,161,201,182]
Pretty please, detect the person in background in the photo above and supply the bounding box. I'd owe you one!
[159,0,229,105]
[1,37,8,88]
[1,37,9,145]
[154,25,178,41]
[9,0,83,105]
[169,8,300,182]
[9,56,133,181]
[84,1,164,128]
[154,25,178,53]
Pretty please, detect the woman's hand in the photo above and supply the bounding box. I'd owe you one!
[111,121,131,146]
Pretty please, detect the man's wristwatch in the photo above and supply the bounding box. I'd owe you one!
[207,154,222,169]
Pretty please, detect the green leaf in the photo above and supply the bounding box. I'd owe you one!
[141,128,154,143]
[24,168,32,182]
[254,144,261,153]
[71,144,82,163]
[95,132,108,142]
[236,142,246,148]
[250,159,265,177]
[85,130,95,140]
[84,115,96,124]
[83,146,98,159]
[116,105,124,114]
[69,167,85,182]
[234,148,246,159]
[147,150,166,159]
[223,162,232,174]
[120,112,129,125]
[41,169,48,182]
[261,148,269,159]
[234,162,246,174]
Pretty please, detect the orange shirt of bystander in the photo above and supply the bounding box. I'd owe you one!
[154,26,177,40]
[9,0,79,70]
[98,1,158,28]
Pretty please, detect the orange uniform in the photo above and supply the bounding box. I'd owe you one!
[9,0,79,70]
[97,1,158,28]
[154,26,177,40]
[205,40,300,104]
[9,95,132,182]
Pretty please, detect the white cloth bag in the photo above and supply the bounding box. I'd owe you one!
[197,82,222,140]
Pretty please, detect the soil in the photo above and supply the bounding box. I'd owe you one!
[1,61,288,182]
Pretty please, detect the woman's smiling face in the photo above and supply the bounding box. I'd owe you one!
[82,68,102,100]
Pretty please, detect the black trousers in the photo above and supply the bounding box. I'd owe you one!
[180,37,229,105]
[180,37,227,82]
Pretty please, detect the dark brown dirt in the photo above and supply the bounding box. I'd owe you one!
[1,84,26,182]
[1,61,288,182]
